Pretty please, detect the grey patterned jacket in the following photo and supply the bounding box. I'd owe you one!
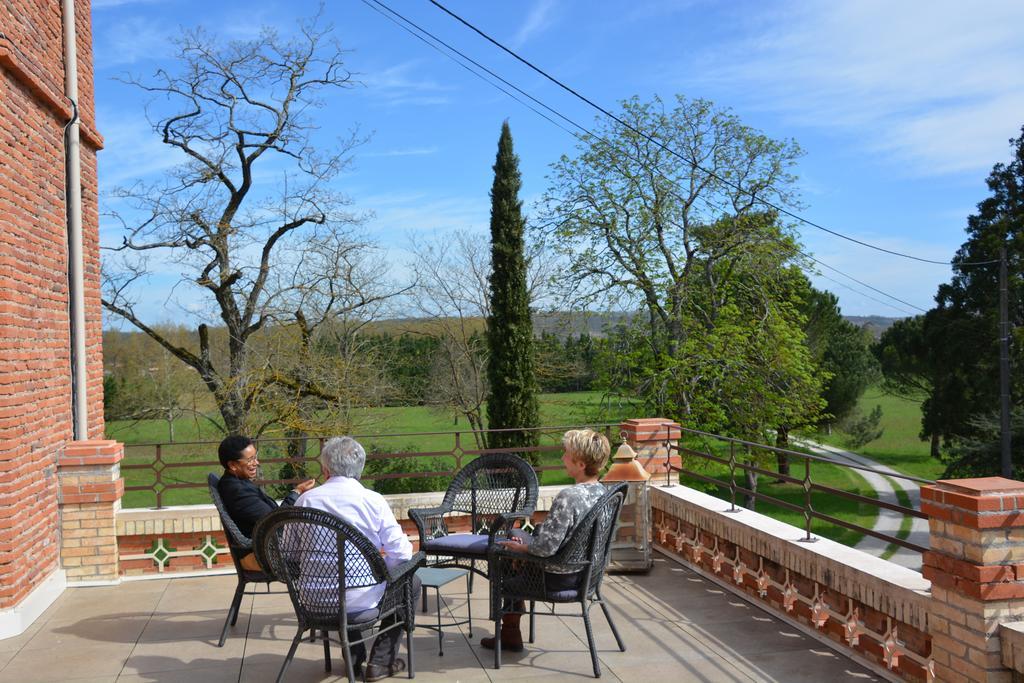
[528,481,607,573]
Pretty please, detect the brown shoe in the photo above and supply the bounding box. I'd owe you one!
[480,613,524,652]
[364,657,405,682]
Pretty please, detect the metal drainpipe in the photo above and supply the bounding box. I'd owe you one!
[62,0,88,440]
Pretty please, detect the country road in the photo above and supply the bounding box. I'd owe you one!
[798,440,930,571]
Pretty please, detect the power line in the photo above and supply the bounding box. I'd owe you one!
[426,0,999,269]
[358,0,578,137]
[806,267,920,316]
[797,250,928,313]
[360,0,937,315]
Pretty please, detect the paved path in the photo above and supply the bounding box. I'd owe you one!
[797,440,929,571]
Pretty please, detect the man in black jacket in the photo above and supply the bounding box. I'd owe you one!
[217,435,315,570]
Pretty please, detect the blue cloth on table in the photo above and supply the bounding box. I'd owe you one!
[423,529,531,556]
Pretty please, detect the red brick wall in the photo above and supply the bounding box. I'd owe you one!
[0,0,104,609]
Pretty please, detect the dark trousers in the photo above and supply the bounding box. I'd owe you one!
[349,575,422,668]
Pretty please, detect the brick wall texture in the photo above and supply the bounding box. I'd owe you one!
[0,0,104,608]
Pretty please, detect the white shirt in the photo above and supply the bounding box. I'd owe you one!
[294,476,413,612]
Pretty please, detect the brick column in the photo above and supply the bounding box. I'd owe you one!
[619,418,682,478]
[921,477,1024,683]
[58,440,124,583]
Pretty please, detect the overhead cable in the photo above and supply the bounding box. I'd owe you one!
[360,0,934,314]
[426,0,1000,269]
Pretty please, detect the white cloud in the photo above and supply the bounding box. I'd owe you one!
[96,110,183,189]
[94,10,268,70]
[803,233,958,316]
[361,60,455,107]
[359,192,486,239]
[695,0,1024,176]
[510,0,556,49]
[364,147,438,158]
[91,0,164,8]
[94,16,171,67]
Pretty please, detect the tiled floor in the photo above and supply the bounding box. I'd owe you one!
[0,557,885,682]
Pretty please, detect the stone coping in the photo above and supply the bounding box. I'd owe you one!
[1000,622,1024,672]
[117,484,570,535]
[651,483,932,629]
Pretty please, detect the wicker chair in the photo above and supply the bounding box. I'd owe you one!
[253,506,424,683]
[487,482,628,677]
[207,472,283,647]
[408,453,539,584]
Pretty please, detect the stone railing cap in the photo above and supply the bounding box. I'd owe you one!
[934,476,1024,495]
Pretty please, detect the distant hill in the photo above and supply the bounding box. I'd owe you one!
[845,315,904,339]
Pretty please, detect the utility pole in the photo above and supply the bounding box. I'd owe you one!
[1000,246,1012,477]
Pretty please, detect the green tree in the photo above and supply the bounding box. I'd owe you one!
[543,97,821,444]
[802,287,879,426]
[876,127,1024,469]
[485,122,540,458]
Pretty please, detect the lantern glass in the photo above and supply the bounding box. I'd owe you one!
[606,478,652,573]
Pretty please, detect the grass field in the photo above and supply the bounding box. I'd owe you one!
[676,440,876,547]
[110,390,880,546]
[111,391,643,508]
[803,387,944,481]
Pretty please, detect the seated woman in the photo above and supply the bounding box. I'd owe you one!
[481,428,611,652]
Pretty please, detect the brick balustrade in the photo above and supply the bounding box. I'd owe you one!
[651,483,933,682]
[620,418,682,478]
[58,441,124,583]
[921,477,1024,683]
[113,486,562,577]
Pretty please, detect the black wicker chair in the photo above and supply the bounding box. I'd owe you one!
[207,472,284,647]
[408,453,539,585]
[253,506,424,683]
[488,482,628,677]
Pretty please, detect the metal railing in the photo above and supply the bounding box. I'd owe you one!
[653,426,933,554]
[121,423,618,508]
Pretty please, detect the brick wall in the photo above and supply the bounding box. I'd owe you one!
[0,0,104,610]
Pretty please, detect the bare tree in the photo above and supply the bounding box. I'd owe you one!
[407,231,490,444]
[102,14,383,435]
[405,228,557,445]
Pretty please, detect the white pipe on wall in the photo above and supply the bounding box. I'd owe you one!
[62,0,88,439]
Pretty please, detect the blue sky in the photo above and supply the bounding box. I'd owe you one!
[92,0,1024,323]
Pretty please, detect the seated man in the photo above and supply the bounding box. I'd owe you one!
[295,436,418,683]
[217,435,314,571]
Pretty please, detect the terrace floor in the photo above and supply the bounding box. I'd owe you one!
[0,556,885,683]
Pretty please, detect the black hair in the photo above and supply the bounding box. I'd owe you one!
[218,435,255,469]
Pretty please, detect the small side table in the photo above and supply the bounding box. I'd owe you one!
[415,567,472,656]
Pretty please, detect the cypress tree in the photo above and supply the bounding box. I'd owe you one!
[485,121,539,459]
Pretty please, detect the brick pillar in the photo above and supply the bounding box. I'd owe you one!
[619,418,682,478]
[921,477,1024,683]
[57,440,124,583]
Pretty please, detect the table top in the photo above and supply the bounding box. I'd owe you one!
[416,567,470,588]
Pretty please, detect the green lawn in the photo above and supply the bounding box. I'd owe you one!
[109,390,880,548]
[803,388,944,481]
[111,391,643,508]
[676,441,877,547]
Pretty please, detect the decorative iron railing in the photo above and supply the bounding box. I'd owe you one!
[651,425,933,554]
[120,424,619,508]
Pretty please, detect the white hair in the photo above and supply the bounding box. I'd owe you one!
[320,436,366,479]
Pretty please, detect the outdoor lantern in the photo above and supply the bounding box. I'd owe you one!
[602,440,653,573]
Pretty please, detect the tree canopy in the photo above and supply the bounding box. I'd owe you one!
[542,95,823,441]
[876,126,1024,471]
